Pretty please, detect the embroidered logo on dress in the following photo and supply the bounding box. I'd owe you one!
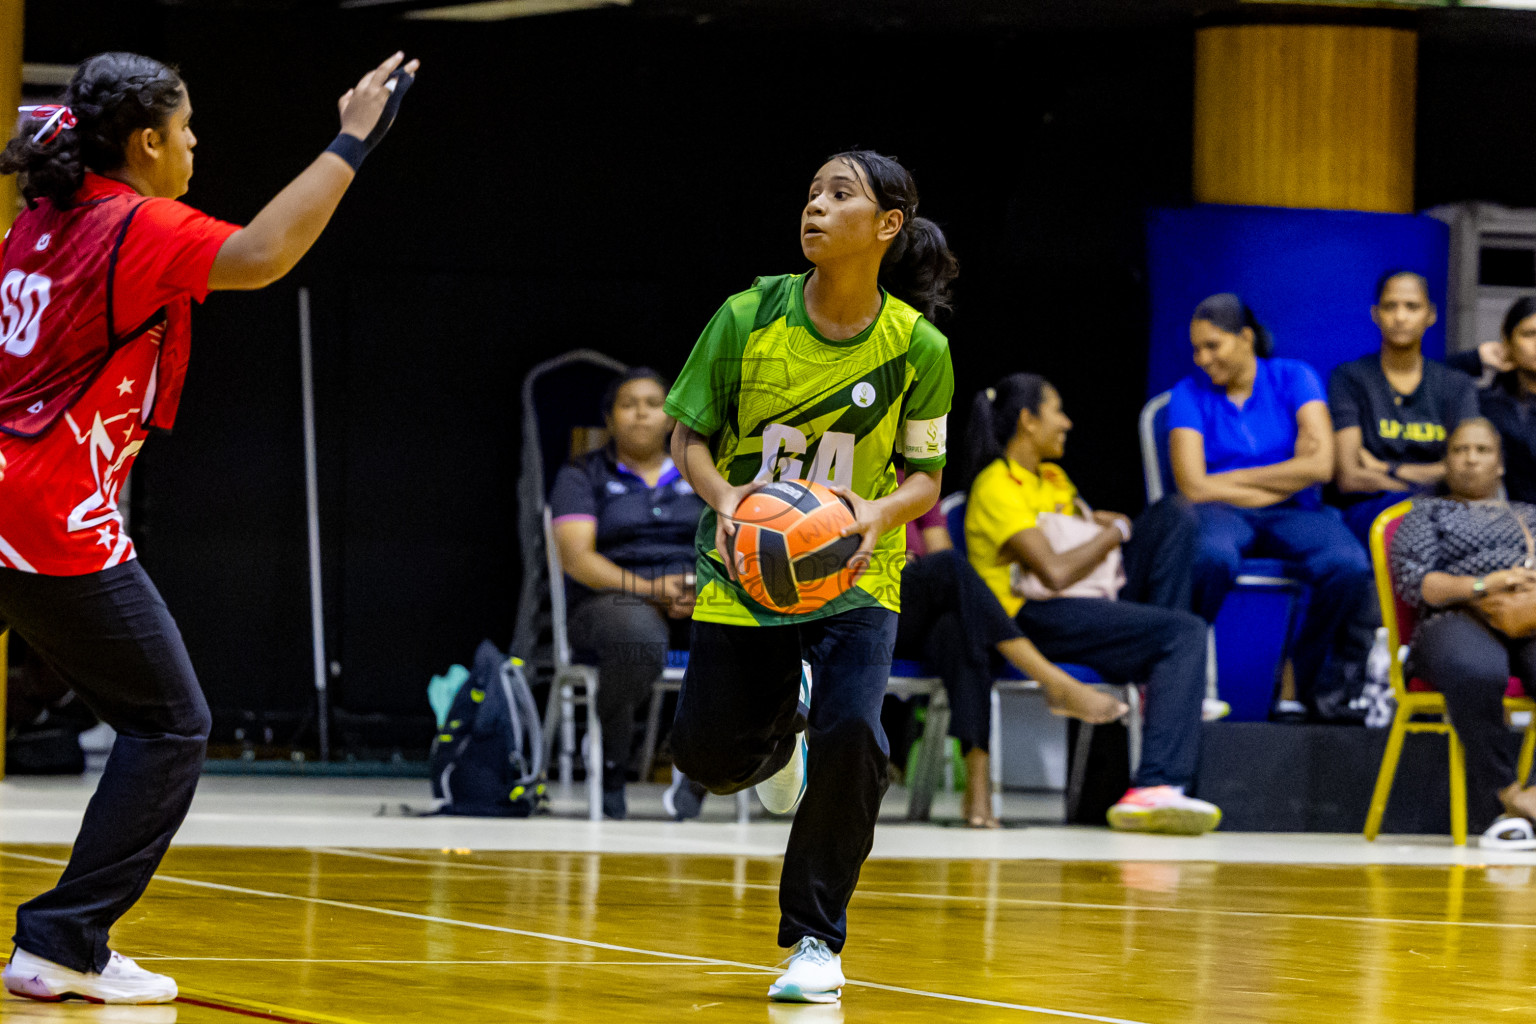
[34,233,50,252]
[852,382,876,408]
[605,481,628,495]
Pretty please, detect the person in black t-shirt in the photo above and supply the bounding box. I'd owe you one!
[1329,271,1479,544]
[1446,296,1536,505]
[549,367,707,820]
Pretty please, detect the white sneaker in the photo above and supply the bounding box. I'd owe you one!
[767,936,844,1003]
[3,947,178,1004]
[1107,785,1222,835]
[757,662,811,815]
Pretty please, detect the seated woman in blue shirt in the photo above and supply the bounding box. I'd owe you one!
[1169,293,1376,721]
[550,368,706,820]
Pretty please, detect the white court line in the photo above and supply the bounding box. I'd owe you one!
[315,847,1536,933]
[136,958,701,966]
[0,850,1150,1024]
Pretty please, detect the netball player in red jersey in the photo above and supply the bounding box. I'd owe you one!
[0,50,418,1004]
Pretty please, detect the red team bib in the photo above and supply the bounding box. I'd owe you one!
[0,175,238,575]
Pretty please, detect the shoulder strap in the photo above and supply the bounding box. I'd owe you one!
[105,199,161,350]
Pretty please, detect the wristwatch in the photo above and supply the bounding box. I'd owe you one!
[1473,576,1488,596]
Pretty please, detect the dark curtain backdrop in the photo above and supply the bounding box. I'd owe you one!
[23,1,1532,751]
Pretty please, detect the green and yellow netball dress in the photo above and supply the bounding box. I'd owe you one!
[665,273,954,627]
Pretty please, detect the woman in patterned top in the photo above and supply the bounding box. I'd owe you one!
[1390,418,1536,847]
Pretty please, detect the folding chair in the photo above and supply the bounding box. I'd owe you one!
[539,506,607,820]
[1363,499,1536,846]
[935,492,1139,821]
[988,672,1140,822]
[514,351,736,821]
[884,662,952,821]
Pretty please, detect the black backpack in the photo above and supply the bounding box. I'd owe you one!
[429,640,547,817]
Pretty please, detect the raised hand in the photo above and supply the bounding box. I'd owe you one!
[338,52,420,144]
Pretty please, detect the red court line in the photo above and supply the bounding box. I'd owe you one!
[176,995,324,1024]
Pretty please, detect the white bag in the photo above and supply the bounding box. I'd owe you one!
[1011,508,1125,602]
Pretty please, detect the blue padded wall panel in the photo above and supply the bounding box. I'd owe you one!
[1145,205,1451,399]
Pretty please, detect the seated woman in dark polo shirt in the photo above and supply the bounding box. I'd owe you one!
[550,368,706,820]
[1330,271,1478,544]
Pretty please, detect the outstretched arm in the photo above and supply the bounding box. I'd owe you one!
[208,52,419,291]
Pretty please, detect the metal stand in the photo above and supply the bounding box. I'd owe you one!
[298,288,329,761]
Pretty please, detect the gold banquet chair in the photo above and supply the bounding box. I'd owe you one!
[1363,499,1536,846]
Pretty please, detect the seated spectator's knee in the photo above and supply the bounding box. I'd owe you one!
[1306,539,1371,584]
[1170,611,1207,650]
[1192,536,1242,578]
[1413,617,1509,694]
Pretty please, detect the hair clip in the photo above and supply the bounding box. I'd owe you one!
[18,105,77,146]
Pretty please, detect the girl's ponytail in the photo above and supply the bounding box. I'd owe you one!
[0,111,86,209]
[827,149,959,321]
[882,215,960,322]
[964,373,1051,483]
[0,52,184,210]
[1192,292,1274,358]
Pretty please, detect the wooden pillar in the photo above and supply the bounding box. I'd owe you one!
[1194,22,1417,213]
[0,0,20,238]
[0,0,14,779]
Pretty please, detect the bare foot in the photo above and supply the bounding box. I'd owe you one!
[962,749,1000,828]
[962,791,1001,829]
[1045,680,1129,724]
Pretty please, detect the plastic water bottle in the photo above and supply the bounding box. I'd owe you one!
[1363,627,1396,728]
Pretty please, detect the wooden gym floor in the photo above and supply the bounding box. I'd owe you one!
[3,843,1536,1023]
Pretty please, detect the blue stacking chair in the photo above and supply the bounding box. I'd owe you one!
[1139,391,1306,721]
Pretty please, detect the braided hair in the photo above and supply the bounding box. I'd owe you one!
[0,52,185,209]
[826,150,960,322]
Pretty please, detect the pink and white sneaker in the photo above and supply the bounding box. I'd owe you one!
[3,947,178,1004]
[1107,786,1221,835]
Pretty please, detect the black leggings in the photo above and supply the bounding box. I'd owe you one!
[1410,610,1536,833]
[671,606,896,953]
[895,549,1021,753]
[0,561,210,974]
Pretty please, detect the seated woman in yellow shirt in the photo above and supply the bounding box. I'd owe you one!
[965,373,1219,835]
